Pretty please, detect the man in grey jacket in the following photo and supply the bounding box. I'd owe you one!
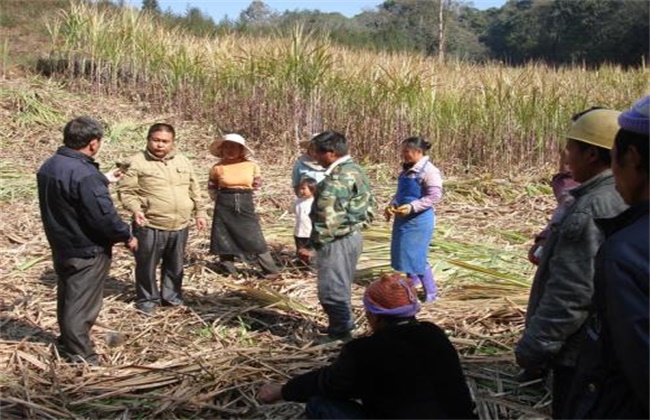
[515,108,627,418]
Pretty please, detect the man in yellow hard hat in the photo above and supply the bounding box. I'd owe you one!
[567,96,649,419]
[515,107,628,418]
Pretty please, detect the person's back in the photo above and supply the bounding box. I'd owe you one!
[38,146,124,257]
[37,116,135,363]
[348,320,474,419]
[268,273,476,419]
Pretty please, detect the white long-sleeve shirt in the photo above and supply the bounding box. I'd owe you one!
[293,196,314,238]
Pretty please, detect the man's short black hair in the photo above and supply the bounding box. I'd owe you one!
[147,123,175,140]
[615,128,649,176]
[63,116,103,149]
[311,131,349,157]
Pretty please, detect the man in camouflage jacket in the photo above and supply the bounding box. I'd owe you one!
[307,131,373,342]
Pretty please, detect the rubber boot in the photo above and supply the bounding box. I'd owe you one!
[419,265,437,302]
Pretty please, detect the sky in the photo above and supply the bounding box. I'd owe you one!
[125,0,506,22]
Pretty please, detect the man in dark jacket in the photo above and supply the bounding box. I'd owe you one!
[257,273,475,419]
[567,96,649,419]
[37,116,137,364]
[515,108,627,418]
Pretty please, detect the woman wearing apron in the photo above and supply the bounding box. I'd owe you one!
[386,137,443,302]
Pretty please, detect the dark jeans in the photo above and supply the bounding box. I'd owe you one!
[53,251,111,359]
[553,365,576,419]
[316,232,363,335]
[134,226,188,309]
[305,396,366,419]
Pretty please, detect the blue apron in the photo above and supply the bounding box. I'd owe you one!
[390,165,435,275]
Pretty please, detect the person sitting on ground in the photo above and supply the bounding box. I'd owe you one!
[257,273,475,419]
[208,133,280,279]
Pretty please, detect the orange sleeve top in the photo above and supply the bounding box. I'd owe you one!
[209,160,261,189]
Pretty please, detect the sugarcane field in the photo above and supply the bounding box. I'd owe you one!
[1,1,648,419]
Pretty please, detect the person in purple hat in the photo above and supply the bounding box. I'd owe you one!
[257,273,475,419]
[567,96,649,419]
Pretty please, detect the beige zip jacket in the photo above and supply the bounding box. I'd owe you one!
[118,149,207,231]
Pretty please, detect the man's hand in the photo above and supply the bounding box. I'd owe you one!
[104,168,125,184]
[515,345,547,373]
[133,212,148,227]
[394,204,412,216]
[384,206,394,222]
[257,382,283,404]
[297,248,313,264]
[125,237,138,252]
[196,217,207,231]
[528,242,542,265]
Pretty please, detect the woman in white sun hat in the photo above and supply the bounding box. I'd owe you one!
[208,133,279,279]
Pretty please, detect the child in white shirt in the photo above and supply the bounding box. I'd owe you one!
[293,177,317,261]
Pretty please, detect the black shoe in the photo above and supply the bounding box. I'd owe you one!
[161,298,184,307]
[68,353,101,366]
[135,304,156,316]
[312,331,353,346]
[220,261,239,277]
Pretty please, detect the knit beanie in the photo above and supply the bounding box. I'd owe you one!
[363,273,420,317]
[618,96,650,135]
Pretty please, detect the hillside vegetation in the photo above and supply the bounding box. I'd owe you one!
[134,0,650,67]
[40,2,647,174]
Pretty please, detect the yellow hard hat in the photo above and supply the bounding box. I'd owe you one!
[567,109,622,150]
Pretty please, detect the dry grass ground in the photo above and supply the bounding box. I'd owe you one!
[0,76,556,418]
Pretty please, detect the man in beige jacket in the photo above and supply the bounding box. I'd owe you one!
[119,123,207,315]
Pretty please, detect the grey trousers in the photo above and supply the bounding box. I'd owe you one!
[53,251,111,359]
[134,226,188,308]
[316,231,363,335]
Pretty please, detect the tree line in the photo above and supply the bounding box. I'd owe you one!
[137,0,648,67]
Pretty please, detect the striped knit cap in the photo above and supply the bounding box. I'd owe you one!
[619,96,649,135]
[363,273,420,317]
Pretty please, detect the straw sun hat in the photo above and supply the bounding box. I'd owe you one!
[209,133,254,157]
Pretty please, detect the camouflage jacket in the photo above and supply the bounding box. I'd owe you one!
[310,156,374,246]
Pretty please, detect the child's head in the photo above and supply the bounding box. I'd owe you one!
[297,177,317,198]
